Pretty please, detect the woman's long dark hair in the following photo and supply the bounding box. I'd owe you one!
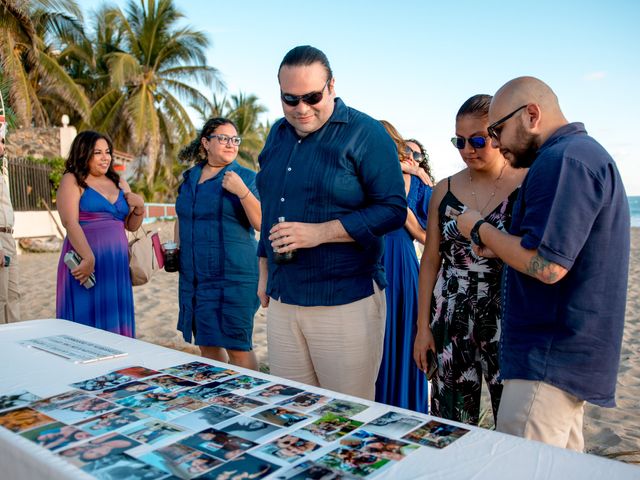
[64,130,120,188]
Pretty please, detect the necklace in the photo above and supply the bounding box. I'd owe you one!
[468,161,507,215]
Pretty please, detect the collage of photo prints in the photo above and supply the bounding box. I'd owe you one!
[0,361,470,479]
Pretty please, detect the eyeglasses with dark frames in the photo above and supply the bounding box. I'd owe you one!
[404,145,424,162]
[281,78,331,107]
[207,134,242,146]
[450,135,489,150]
[487,104,527,140]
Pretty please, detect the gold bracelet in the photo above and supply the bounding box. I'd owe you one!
[238,189,250,200]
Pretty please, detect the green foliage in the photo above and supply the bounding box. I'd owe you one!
[29,155,66,202]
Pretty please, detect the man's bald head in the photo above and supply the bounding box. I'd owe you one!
[493,77,563,117]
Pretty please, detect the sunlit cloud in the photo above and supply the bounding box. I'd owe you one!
[584,71,607,81]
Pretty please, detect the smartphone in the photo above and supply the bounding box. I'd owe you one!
[63,251,96,289]
[3,255,9,267]
[426,350,438,381]
[444,205,461,219]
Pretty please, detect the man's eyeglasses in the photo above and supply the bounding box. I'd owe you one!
[404,146,424,162]
[487,105,527,140]
[207,134,242,146]
[281,78,330,107]
[451,135,488,150]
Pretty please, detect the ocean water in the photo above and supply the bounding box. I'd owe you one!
[630,196,640,228]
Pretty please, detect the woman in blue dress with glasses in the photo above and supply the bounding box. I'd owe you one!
[175,118,261,369]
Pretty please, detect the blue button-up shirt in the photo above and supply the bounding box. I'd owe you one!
[256,98,407,307]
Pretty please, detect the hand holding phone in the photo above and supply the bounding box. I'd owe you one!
[426,350,438,381]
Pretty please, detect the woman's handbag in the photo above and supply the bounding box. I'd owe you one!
[128,228,162,286]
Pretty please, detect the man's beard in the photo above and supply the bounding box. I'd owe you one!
[508,122,539,169]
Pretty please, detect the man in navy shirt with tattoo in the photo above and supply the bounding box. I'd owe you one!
[456,76,629,450]
[256,45,406,400]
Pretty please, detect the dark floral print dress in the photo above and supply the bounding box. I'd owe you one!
[429,177,518,425]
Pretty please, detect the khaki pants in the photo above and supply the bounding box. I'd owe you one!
[497,379,585,451]
[267,284,386,400]
[0,232,20,323]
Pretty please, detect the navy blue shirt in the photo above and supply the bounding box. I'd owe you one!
[256,98,407,307]
[502,122,630,407]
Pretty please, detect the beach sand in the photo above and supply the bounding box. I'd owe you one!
[17,222,640,462]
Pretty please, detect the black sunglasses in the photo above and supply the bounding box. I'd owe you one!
[281,78,330,107]
[451,135,488,150]
[404,146,424,162]
[487,104,527,140]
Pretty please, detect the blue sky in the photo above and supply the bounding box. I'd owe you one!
[82,0,640,193]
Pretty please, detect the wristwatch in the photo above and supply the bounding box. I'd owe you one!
[470,219,487,247]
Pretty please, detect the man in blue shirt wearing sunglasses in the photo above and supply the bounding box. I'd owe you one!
[255,45,407,400]
[456,76,629,450]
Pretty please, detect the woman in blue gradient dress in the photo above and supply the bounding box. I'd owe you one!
[376,121,434,413]
[56,131,145,337]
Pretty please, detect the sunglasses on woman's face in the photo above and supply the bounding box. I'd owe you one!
[450,135,488,149]
[404,146,424,162]
[280,78,330,107]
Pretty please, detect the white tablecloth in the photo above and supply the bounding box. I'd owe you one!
[0,319,637,480]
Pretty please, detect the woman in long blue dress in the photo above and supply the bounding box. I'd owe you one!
[175,118,261,370]
[56,131,145,337]
[375,121,434,413]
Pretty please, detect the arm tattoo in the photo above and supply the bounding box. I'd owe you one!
[526,254,560,283]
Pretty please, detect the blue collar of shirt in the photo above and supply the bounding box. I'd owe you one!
[183,160,238,195]
[279,97,350,138]
[538,122,587,154]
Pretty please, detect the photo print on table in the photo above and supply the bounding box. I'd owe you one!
[256,434,320,464]
[58,432,141,469]
[339,429,419,461]
[120,419,186,446]
[70,372,134,392]
[138,442,222,479]
[159,361,212,378]
[178,382,228,403]
[362,411,426,438]
[297,413,364,444]
[316,446,390,478]
[112,366,160,380]
[315,399,369,418]
[116,390,182,410]
[247,384,304,404]
[198,453,280,480]
[144,374,198,392]
[0,390,40,412]
[183,365,239,383]
[179,427,257,461]
[401,419,470,448]
[97,381,158,401]
[219,416,282,442]
[252,406,311,428]
[171,404,238,431]
[20,421,92,451]
[278,392,333,413]
[138,394,208,422]
[217,375,270,391]
[208,392,266,413]
[81,454,170,480]
[43,396,119,424]
[76,407,148,436]
[31,390,89,413]
[0,407,56,433]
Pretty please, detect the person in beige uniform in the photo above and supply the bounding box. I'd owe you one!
[0,125,20,323]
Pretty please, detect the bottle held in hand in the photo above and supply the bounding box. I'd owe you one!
[163,241,180,273]
[63,251,96,289]
[273,216,296,264]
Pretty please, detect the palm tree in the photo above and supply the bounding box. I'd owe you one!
[191,92,270,170]
[0,0,90,127]
[87,0,221,183]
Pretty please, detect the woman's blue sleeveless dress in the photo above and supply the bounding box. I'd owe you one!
[375,176,432,413]
[56,187,135,337]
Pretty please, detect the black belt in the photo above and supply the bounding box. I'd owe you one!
[0,227,13,234]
